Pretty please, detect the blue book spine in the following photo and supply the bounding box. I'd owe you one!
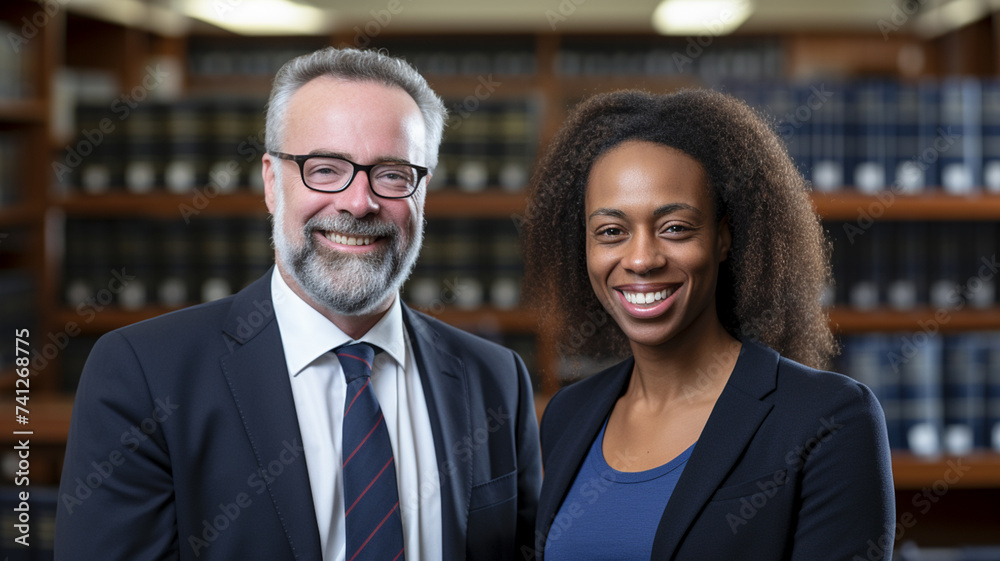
[895,333,944,456]
[853,79,893,194]
[981,78,1000,193]
[943,334,989,454]
[810,80,845,192]
[794,82,814,182]
[896,81,941,193]
[985,331,1000,452]
[939,77,983,194]
[917,80,941,190]
[888,221,927,310]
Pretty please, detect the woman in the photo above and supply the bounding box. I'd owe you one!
[521,89,894,560]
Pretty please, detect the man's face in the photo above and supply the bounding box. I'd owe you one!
[264,76,428,318]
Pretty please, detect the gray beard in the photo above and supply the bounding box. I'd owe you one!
[273,206,423,317]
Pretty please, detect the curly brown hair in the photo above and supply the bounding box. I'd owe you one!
[521,88,837,370]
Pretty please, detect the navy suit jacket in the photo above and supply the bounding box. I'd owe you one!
[55,270,542,560]
[535,339,895,561]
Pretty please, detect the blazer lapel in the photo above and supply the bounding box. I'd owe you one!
[536,359,632,554]
[650,340,778,560]
[402,305,471,561]
[218,270,322,560]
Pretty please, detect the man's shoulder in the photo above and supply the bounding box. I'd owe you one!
[109,294,239,348]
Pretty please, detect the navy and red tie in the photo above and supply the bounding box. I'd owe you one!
[338,343,406,561]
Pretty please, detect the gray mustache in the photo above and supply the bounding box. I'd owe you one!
[304,214,398,238]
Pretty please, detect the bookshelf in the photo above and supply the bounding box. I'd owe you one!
[2,2,999,548]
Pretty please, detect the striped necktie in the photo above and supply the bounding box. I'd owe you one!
[338,343,406,561]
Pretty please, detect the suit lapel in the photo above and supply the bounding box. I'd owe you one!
[650,340,778,560]
[536,359,632,554]
[218,270,322,560]
[402,306,471,561]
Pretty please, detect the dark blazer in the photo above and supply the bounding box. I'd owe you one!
[55,269,542,560]
[535,339,894,561]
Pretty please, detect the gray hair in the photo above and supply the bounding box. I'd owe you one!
[265,47,447,170]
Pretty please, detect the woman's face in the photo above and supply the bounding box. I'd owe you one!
[584,140,731,350]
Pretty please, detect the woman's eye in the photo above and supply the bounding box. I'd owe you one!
[597,227,623,237]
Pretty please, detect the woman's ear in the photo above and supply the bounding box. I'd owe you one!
[717,216,732,263]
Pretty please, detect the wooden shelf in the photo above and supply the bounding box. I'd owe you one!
[0,394,74,445]
[425,189,525,217]
[0,99,47,124]
[892,452,1000,489]
[828,307,1000,333]
[52,192,269,218]
[812,192,1000,220]
[0,202,43,226]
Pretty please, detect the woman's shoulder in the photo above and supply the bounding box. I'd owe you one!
[770,350,885,426]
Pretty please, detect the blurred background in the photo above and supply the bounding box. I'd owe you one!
[1,0,1000,558]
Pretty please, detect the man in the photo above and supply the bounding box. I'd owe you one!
[55,47,541,560]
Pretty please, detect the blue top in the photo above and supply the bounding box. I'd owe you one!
[544,419,695,561]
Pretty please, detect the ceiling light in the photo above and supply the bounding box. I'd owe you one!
[652,0,753,35]
[914,0,989,37]
[181,0,333,35]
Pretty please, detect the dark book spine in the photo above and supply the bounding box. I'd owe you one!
[943,333,988,454]
[897,333,944,456]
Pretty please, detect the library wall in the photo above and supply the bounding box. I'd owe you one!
[1,1,1000,558]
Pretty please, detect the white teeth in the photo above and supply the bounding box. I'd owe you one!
[326,232,373,246]
[622,288,674,305]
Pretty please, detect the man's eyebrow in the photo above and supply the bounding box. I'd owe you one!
[305,150,412,165]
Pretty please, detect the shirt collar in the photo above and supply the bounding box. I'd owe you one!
[271,268,406,376]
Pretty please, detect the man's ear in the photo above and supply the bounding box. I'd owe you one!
[263,153,277,215]
[717,216,732,263]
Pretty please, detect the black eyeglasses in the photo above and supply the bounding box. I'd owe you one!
[269,151,428,199]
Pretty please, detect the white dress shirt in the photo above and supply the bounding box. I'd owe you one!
[271,270,442,561]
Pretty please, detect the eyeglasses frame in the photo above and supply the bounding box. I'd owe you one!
[268,151,428,199]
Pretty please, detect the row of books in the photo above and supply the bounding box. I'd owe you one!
[727,78,1000,194]
[61,216,525,312]
[0,132,23,206]
[556,39,785,82]
[63,99,267,195]
[838,331,1000,455]
[62,217,272,309]
[826,221,998,311]
[63,97,541,194]
[0,20,34,100]
[406,219,522,311]
[431,98,540,192]
[187,39,326,79]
